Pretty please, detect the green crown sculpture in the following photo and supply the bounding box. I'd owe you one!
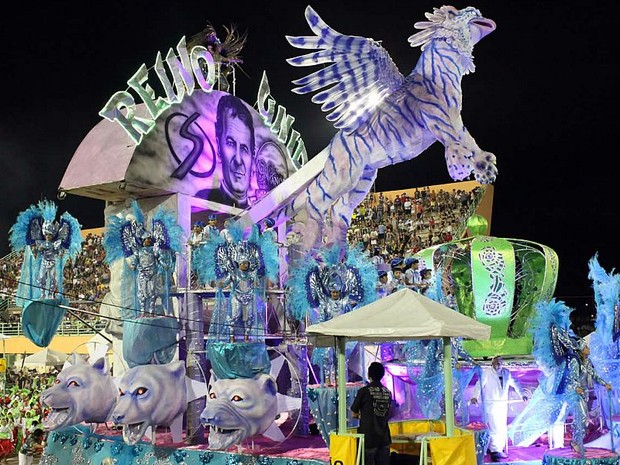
[415,214,558,357]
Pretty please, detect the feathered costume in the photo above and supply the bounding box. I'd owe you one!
[192,220,278,379]
[193,220,278,343]
[403,279,477,422]
[9,200,82,347]
[587,253,620,428]
[509,299,609,455]
[103,200,184,367]
[288,244,378,385]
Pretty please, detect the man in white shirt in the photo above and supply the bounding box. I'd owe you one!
[471,356,528,462]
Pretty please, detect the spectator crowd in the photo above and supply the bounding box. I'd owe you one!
[1,185,485,332]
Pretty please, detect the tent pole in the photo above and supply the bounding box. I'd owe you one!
[337,336,347,434]
[443,336,454,437]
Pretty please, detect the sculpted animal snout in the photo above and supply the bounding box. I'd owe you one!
[200,408,214,425]
[112,414,124,424]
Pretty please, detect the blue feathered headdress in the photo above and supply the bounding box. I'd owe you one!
[529,298,575,375]
[9,200,82,259]
[287,243,378,322]
[152,206,184,254]
[104,201,184,265]
[9,204,43,251]
[588,253,620,343]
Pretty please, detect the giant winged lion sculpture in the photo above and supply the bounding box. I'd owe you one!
[272,5,497,250]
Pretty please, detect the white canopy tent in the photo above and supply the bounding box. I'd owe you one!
[23,347,69,368]
[306,288,492,437]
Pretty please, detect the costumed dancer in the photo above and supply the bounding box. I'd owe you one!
[508,299,611,456]
[587,253,620,430]
[403,276,478,424]
[9,200,82,303]
[189,221,206,246]
[8,200,82,347]
[192,219,279,342]
[403,337,477,422]
[103,200,184,367]
[288,244,378,385]
[568,339,612,455]
[204,214,220,237]
[0,416,14,464]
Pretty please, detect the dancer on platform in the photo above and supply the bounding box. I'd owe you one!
[104,200,183,316]
[9,200,82,347]
[586,253,620,431]
[567,339,611,455]
[509,299,611,457]
[9,200,82,303]
[103,200,184,367]
[288,244,378,385]
[193,219,278,342]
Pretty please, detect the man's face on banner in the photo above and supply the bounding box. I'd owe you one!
[219,109,253,202]
[255,141,288,192]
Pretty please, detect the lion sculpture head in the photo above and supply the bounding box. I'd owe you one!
[200,371,279,450]
[110,361,188,445]
[41,353,117,430]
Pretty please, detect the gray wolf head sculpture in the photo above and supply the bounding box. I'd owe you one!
[200,371,279,450]
[110,361,188,445]
[41,353,117,430]
[265,5,497,250]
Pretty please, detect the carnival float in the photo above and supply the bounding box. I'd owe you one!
[6,4,620,465]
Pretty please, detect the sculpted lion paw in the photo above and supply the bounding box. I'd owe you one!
[472,150,497,184]
[445,143,475,181]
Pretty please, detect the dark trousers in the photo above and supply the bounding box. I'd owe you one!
[365,445,390,465]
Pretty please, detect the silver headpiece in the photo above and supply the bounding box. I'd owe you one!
[322,264,347,294]
[42,220,59,237]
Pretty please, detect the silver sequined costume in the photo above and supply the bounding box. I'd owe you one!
[128,243,169,315]
[35,236,64,299]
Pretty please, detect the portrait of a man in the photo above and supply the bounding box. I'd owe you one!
[214,94,255,208]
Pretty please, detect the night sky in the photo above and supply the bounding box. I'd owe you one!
[1,0,618,306]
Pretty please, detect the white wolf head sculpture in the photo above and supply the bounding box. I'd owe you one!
[110,361,187,445]
[41,353,117,430]
[200,371,279,450]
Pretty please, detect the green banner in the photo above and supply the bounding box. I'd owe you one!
[471,237,515,338]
